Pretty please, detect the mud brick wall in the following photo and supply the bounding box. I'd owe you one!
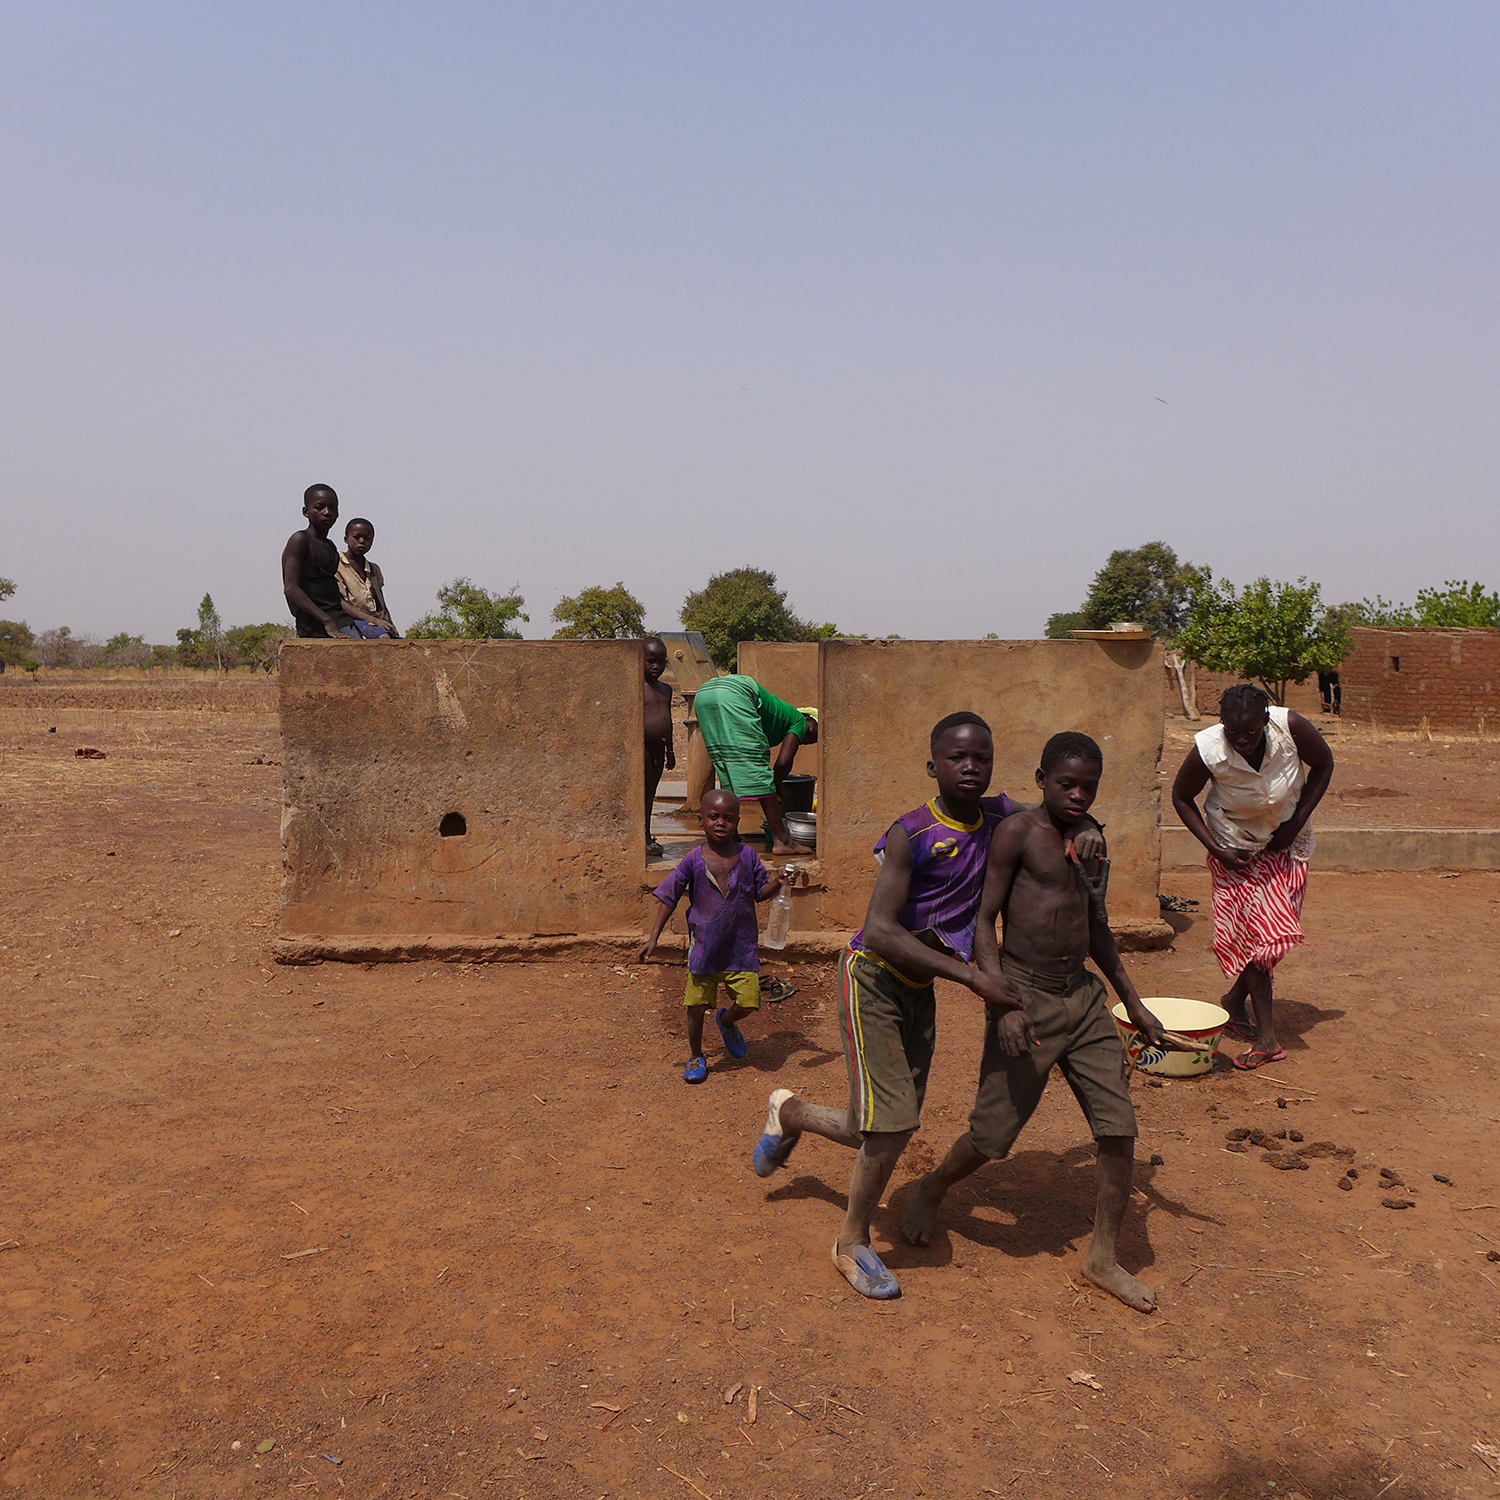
[818,638,1168,944]
[279,640,644,940]
[1341,627,1500,731]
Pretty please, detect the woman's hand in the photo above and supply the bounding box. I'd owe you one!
[1265,820,1301,853]
[1214,844,1253,873]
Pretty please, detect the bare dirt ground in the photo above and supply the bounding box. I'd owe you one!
[3,681,1500,1499]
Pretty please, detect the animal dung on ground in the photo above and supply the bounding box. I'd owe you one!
[1225,1128,1251,1142]
[1487,1250,1500,1263]
[1346,1167,1359,1179]
[1289,1130,1304,1142]
[1433,1174,1453,1185]
[1262,1151,1309,1171]
[1381,1196,1415,1210]
[1296,1141,1355,1161]
[1338,1177,1354,1191]
[75,746,106,759]
[1149,1153,1165,1167]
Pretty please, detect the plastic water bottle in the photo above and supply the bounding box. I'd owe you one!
[763,868,797,950]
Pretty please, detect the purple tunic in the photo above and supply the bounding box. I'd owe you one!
[850,794,1016,965]
[651,843,773,976]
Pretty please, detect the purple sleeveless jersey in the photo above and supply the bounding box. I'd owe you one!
[850,794,1016,967]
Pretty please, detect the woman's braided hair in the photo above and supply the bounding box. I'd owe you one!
[1219,683,1270,718]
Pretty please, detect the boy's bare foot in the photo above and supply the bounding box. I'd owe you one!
[1081,1257,1157,1313]
[900,1173,946,1246]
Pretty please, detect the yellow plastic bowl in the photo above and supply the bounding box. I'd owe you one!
[1111,997,1229,1077]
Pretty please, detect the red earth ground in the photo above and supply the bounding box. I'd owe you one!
[2,678,1499,1499]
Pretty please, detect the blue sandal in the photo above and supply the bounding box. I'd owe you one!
[715,1008,748,1060]
[832,1243,902,1300]
[753,1088,799,1178]
[683,1055,708,1084]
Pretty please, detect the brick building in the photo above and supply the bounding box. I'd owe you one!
[1340,626,1500,731]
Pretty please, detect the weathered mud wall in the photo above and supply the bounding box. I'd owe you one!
[817,638,1168,945]
[278,640,643,947]
[1341,626,1500,731]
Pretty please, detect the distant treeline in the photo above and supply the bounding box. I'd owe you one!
[0,595,291,675]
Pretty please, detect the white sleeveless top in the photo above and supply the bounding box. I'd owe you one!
[1194,707,1313,859]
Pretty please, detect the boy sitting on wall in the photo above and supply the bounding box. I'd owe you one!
[336,518,399,638]
[635,790,785,1083]
[901,732,1167,1312]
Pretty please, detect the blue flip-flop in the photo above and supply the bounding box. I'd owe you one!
[683,1055,708,1084]
[753,1088,799,1178]
[832,1242,902,1300]
[715,1008,748,1060]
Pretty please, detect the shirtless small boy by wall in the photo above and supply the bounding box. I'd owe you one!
[901,731,1168,1313]
[643,637,676,857]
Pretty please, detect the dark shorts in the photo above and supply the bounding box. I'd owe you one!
[968,955,1137,1159]
[838,949,936,1136]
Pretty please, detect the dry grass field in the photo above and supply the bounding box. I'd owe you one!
[2,673,1498,1499]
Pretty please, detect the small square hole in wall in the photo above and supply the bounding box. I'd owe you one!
[439,812,467,837]
[1391,655,1401,671]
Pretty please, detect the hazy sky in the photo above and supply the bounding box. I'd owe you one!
[3,4,1496,643]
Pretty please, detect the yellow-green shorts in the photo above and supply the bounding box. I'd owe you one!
[683,971,761,1009]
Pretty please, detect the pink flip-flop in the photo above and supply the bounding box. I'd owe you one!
[1224,1020,1257,1042]
[1232,1047,1288,1071]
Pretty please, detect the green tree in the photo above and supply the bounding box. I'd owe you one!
[0,579,14,603]
[1177,575,1351,706]
[1043,542,1200,639]
[193,594,226,670]
[100,632,151,668]
[408,578,529,639]
[680,567,822,669]
[0,620,34,671]
[550,581,646,640]
[1412,580,1500,627]
[1343,595,1416,627]
[1081,542,1200,635]
[226,622,295,672]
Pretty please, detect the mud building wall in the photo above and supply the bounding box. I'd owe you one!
[280,640,644,938]
[817,638,1166,938]
[1340,627,1500,731]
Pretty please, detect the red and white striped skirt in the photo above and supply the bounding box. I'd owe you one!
[1207,850,1309,977]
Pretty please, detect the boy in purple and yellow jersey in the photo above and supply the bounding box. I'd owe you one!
[750,712,1102,1301]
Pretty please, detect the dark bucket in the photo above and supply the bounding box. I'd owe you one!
[778,773,816,815]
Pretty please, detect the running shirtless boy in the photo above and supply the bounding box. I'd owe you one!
[901,731,1168,1313]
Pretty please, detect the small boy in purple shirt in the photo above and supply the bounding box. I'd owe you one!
[636,789,787,1083]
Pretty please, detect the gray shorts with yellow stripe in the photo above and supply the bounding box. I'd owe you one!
[838,948,937,1136]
